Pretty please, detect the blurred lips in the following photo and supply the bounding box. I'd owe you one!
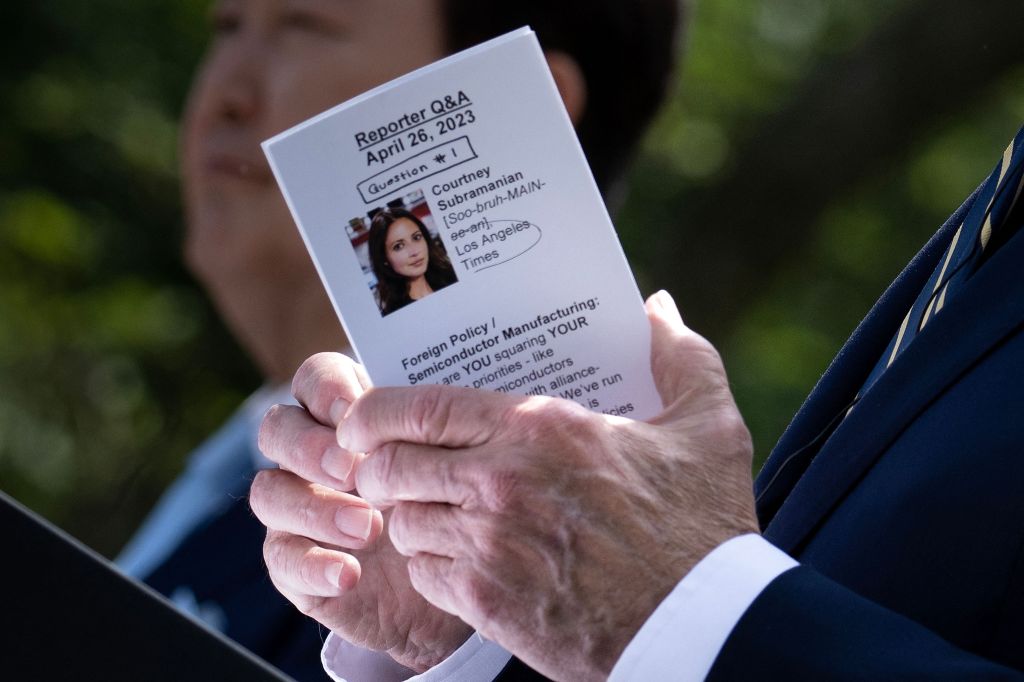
[204,153,273,183]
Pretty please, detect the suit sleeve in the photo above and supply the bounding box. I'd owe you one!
[707,565,1024,680]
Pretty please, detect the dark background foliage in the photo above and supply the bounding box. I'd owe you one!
[2,0,1023,556]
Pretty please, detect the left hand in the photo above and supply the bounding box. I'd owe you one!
[251,354,473,672]
[343,291,760,680]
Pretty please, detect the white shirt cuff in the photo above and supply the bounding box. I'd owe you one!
[609,533,798,682]
[322,631,513,682]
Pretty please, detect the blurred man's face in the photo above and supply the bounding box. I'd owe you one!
[181,0,445,358]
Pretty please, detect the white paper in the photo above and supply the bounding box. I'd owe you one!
[263,28,661,419]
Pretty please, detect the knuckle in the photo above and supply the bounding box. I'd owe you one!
[264,569,326,623]
[293,423,328,464]
[259,472,331,539]
[388,504,411,553]
[297,552,324,590]
[257,404,283,456]
[262,532,287,572]
[480,466,525,513]
[436,453,473,505]
[375,440,400,464]
[508,398,602,474]
[547,395,591,423]
[266,569,298,608]
[366,442,398,491]
[553,402,602,449]
[680,328,718,358]
[511,396,596,444]
[295,593,329,620]
[294,352,354,415]
[721,411,753,458]
[697,338,724,366]
[464,570,501,625]
[248,470,279,520]
[464,570,490,606]
[408,385,457,443]
[708,405,749,446]
[297,488,327,534]
[473,518,507,561]
[506,396,551,441]
[724,409,751,441]
[291,354,323,399]
[406,554,436,598]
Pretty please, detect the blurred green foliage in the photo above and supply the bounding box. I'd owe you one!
[2,1,1022,554]
[1,2,260,555]
[619,0,1024,464]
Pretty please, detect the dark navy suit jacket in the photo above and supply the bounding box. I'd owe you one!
[707,184,1024,678]
[501,185,1024,680]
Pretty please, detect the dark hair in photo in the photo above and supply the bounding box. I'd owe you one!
[442,0,683,197]
[368,207,457,315]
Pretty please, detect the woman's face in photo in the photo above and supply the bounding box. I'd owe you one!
[384,218,430,279]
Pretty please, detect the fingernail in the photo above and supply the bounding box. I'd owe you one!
[337,422,354,452]
[335,506,373,540]
[329,399,349,425]
[321,445,353,483]
[324,562,345,589]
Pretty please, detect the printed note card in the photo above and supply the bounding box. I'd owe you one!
[263,28,660,419]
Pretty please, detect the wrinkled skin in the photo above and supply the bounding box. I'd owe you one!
[251,359,472,672]
[256,291,760,679]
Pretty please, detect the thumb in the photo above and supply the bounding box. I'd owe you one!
[644,290,728,422]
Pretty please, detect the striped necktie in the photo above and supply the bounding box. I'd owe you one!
[755,124,1024,510]
[854,124,1024,404]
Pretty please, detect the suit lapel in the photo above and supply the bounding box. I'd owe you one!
[754,191,977,526]
[763,219,1024,553]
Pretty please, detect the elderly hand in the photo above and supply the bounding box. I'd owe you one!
[342,291,760,680]
[250,356,472,672]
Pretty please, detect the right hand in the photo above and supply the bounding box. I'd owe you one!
[250,353,473,672]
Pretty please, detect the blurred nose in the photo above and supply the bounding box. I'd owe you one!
[208,35,265,126]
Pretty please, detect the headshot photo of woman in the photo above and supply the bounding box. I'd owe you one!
[368,206,458,316]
